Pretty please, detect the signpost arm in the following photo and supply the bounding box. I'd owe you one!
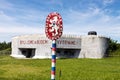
[51,40,56,80]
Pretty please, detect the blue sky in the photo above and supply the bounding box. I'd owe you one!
[0,0,120,42]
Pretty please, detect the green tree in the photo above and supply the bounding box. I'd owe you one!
[108,38,118,53]
[0,41,11,51]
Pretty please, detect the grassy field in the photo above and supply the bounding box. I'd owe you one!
[0,56,120,80]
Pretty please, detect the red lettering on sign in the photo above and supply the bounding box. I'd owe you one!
[57,40,76,45]
[20,40,25,44]
[19,40,48,45]
[20,40,76,45]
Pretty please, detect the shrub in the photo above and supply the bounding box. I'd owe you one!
[108,38,120,56]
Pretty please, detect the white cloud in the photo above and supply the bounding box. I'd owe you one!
[0,25,44,42]
[0,9,46,40]
[62,6,120,42]
[45,0,63,7]
[0,0,13,10]
[0,26,44,34]
[0,10,14,22]
[103,0,114,5]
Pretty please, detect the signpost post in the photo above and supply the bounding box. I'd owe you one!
[45,12,63,80]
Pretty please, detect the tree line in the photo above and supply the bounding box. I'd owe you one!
[108,38,119,52]
[0,41,11,51]
[108,38,120,56]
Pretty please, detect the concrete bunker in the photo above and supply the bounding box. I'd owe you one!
[11,34,109,59]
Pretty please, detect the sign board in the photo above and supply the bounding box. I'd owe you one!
[45,12,63,80]
[45,12,63,40]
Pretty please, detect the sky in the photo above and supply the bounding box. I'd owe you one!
[0,0,120,42]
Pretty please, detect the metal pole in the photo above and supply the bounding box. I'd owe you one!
[51,40,56,80]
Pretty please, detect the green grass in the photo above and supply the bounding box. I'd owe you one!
[0,56,120,80]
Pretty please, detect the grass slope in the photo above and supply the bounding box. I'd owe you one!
[0,56,120,80]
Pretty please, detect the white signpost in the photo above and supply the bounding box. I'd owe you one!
[45,12,63,80]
